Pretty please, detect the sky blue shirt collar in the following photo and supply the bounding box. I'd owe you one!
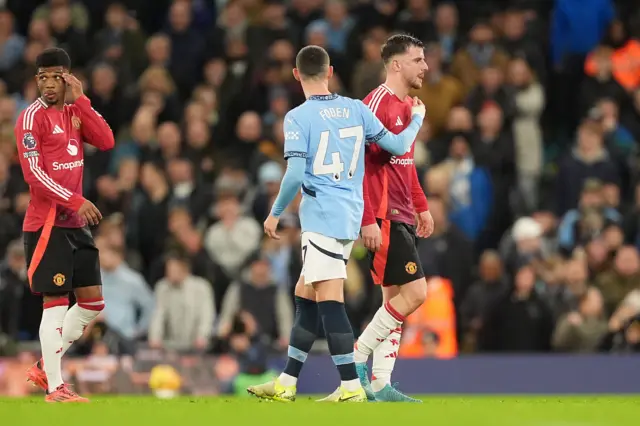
[308,93,339,101]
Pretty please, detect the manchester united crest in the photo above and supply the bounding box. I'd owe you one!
[53,273,66,286]
[72,116,81,129]
[405,262,417,275]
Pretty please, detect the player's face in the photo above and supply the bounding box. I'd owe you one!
[398,46,428,90]
[36,66,67,105]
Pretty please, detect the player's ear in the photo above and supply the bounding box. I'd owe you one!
[292,68,301,82]
[327,66,334,80]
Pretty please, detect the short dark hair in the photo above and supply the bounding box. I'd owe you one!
[381,34,424,64]
[295,45,330,79]
[35,47,71,70]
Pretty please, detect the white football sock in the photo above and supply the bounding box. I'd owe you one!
[354,302,404,363]
[341,378,361,392]
[278,373,297,387]
[371,327,402,392]
[40,299,69,392]
[61,298,104,355]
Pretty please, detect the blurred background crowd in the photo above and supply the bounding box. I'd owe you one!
[2,0,640,394]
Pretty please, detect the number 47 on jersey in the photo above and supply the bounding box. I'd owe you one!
[313,125,364,182]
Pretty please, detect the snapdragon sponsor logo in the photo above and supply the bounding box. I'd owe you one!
[52,159,84,171]
[389,156,414,166]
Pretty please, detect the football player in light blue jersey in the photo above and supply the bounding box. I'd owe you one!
[247,45,425,403]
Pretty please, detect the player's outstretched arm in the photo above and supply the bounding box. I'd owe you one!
[360,98,425,155]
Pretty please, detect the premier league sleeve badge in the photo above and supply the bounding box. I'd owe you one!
[23,132,37,150]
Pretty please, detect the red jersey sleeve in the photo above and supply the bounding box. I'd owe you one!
[15,113,85,211]
[361,87,392,228]
[411,164,428,213]
[72,95,115,150]
[362,176,377,226]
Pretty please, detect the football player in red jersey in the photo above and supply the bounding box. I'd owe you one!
[353,34,434,402]
[15,48,114,402]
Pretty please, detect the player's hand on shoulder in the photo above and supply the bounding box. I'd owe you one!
[416,210,434,238]
[62,73,84,103]
[411,96,426,120]
[264,215,281,240]
[361,223,382,252]
[78,199,102,226]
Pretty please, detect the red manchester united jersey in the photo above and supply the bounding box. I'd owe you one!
[362,84,428,227]
[15,96,115,231]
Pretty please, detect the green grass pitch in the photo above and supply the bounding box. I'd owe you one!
[0,396,637,426]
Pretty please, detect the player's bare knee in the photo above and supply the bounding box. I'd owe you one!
[401,279,427,311]
[294,276,316,301]
[74,285,102,301]
[313,279,345,303]
[43,293,69,303]
[382,285,400,303]
[74,286,105,312]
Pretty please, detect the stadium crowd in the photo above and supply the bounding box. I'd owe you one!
[1,0,640,371]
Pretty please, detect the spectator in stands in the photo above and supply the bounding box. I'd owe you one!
[351,34,385,101]
[154,207,218,302]
[217,255,292,349]
[579,47,627,121]
[135,162,171,278]
[86,63,124,137]
[97,237,154,354]
[444,134,493,243]
[0,10,26,73]
[93,2,146,81]
[473,103,516,249]
[500,7,546,84]
[552,287,608,352]
[480,263,554,352]
[204,191,261,281]
[596,246,640,315]
[419,192,474,321]
[33,0,89,33]
[164,0,205,100]
[538,257,589,321]
[599,98,636,159]
[428,105,474,164]
[466,65,516,124]
[48,3,89,67]
[109,108,156,173]
[432,2,461,68]
[558,179,622,253]
[451,21,510,95]
[395,0,435,42]
[460,251,507,350]
[584,18,640,92]
[555,120,620,216]
[508,57,545,213]
[600,313,640,352]
[166,157,211,221]
[149,252,215,352]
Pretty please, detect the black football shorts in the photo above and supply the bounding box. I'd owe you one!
[368,219,425,286]
[24,225,102,295]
